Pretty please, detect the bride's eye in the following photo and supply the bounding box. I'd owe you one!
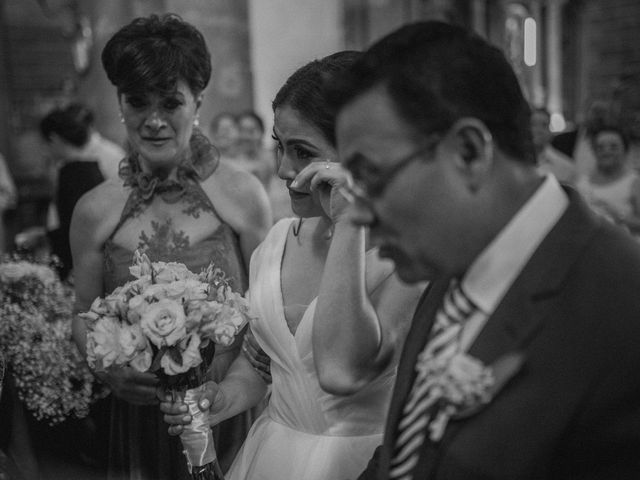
[294,146,312,161]
[271,134,283,154]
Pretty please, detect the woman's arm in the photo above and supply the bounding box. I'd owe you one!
[70,187,110,355]
[70,183,159,405]
[205,163,273,267]
[313,219,424,395]
[293,161,425,395]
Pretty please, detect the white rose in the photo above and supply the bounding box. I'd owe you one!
[127,294,148,324]
[211,323,237,347]
[183,278,208,300]
[155,263,193,283]
[140,299,186,348]
[118,323,149,358]
[163,280,187,301]
[89,316,124,369]
[142,284,166,301]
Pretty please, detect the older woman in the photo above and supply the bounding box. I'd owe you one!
[70,14,272,480]
[576,125,640,235]
[161,51,425,480]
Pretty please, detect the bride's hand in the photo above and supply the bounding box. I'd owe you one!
[292,160,354,223]
[159,380,225,436]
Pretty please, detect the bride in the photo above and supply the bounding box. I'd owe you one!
[161,51,425,480]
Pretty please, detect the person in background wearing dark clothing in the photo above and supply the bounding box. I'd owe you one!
[40,103,106,280]
[531,107,576,184]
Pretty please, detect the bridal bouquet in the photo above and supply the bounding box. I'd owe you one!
[0,255,95,425]
[81,250,252,480]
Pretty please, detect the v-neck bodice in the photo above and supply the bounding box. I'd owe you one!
[227,218,400,480]
[247,218,396,435]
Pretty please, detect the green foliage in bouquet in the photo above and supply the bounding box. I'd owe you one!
[0,254,96,425]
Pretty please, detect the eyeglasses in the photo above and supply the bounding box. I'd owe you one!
[339,135,442,205]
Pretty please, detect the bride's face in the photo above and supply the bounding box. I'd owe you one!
[272,105,336,218]
[120,79,202,173]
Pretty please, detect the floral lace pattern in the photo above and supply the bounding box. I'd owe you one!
[117,128,219,220]
[138,219,192,260]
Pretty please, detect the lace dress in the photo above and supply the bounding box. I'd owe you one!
[102,135,249,480]
[227,219,397,480]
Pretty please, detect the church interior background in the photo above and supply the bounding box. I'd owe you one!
[0,0,639,242]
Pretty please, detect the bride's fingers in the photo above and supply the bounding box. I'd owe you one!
[309,167,351,192]
[198,380,222,412]
[291,160,333,189]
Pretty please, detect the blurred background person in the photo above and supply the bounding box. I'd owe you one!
[576,125,640,235]
[209,111,240,160]
[551,99,610,177]
[0,152,17,253]
[531,107,576,184]
[39,103,110,280]
[235,110,274,187]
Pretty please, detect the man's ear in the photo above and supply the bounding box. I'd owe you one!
[445,117,494,192]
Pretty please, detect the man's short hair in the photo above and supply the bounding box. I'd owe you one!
[330,21,535,164]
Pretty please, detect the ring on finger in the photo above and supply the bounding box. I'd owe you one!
[325,159,331,169]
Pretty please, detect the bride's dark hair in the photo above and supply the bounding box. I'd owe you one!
[272,51,361,147]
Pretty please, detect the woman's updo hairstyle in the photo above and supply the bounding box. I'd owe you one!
[101,14,211,97]
[272,51,361,147]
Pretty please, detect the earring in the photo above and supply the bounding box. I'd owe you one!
[119,113,124,124]
[193,116,200,127]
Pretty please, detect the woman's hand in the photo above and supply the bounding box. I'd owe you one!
[242,328,271,384]
[159,381,225,435]
[95,367,159,405]
[292,160,354,223]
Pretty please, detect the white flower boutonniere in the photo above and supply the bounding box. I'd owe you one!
[415,350,494,442]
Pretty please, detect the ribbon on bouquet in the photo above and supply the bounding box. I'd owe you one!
[180,385,217,470]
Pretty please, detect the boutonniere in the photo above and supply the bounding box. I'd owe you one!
[416,350,494,442]
[415,349,525,442]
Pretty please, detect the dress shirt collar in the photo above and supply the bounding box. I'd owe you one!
[462,174,569,315]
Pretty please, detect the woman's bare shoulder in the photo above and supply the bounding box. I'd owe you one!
[202,161,271,224]
[72,178,129,239]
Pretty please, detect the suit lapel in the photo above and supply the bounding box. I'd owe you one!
[468,188,599,365]
[415,188,601,478]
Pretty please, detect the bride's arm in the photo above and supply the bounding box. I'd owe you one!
[161,353,267,435]
[292,163,425,396]
[313,219,424,395]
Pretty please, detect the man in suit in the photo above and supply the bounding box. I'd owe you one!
[331,21,640,479]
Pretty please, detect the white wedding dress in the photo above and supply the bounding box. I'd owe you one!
[227,218,397,480]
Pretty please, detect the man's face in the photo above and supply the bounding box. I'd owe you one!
[337,86,469,283]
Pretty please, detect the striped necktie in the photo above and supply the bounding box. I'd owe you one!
[389,279,478,480]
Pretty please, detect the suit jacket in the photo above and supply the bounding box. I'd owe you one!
[358,188,640,479]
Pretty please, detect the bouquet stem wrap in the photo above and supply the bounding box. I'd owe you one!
[181,385,216,468]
